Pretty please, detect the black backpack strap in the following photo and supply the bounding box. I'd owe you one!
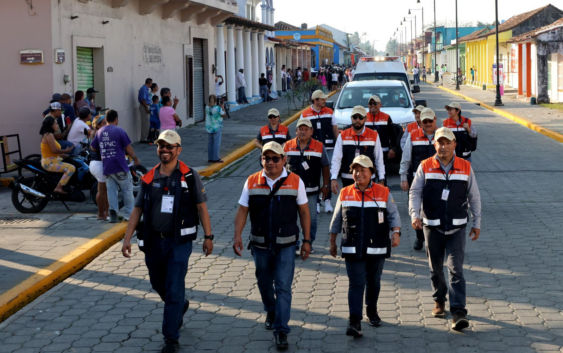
[268,173,291,200]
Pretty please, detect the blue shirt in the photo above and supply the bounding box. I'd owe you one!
[149,103,160,123]
[84,97,97,115]
[138,85,151,105]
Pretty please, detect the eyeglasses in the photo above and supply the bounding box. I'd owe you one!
[262,156,282,164]
[157,144,180,150]
[368,102,379,106]
[268,115,278,119]
[352,115,365,121]
[422,120,434,124]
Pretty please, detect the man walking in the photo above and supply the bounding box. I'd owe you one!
[443,102,477,162]
[284,119,330,253]
[365,95,398,181]
[399,108,438,251]
[91,109,140,223]
[281,65,287,92]
[122,130,214,353]
[233,141,311,350]
[236,69,250,104]
[138,78,152,143]
[409,127,481,330]
[400,105,425,150]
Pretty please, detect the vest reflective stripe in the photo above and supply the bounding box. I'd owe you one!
[367,247,387,255]
[181,181,188,188]
[275,134,287,138]
[277,235,297,244]
[381,147,390,152]
[342,140,376,146]
[181,226,197,236]
[284,138,324,194]
[275,189,299,196]
[325,139,334,144]
[262,134,273,139]
[250,235,265,243]
[452,217,468,225]
[287,150,322,158]
[342,246,357,254]
[260,125,289,145]
[462,151,471,156]
[374,121,387,125]
[412,140,431,146]
[341,200,387,208]
[423,217,441,226]
[248,188,271,196]
[449,127,466,132]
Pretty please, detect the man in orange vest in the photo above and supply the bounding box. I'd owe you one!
[409,127,481,331]
[233,141,311,350]
[442,102,478,162]
[400,105,425,150]
[365,95,397,180]
[254,108,291,150]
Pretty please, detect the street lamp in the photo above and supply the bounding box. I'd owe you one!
[494,0,504,106]
[427,0,439,82]
[405,16,415,68]
[410,6,424,70]
[455,0,460,90]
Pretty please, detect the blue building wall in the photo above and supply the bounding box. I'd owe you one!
[333,45,340,65]
[431,26,487,49]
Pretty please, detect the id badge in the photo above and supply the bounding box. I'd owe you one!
[355,149,360,158]
[317,122,321,129]
[441,189,450,201]
[378,211,384,224]
[302,161,310,170]
[161,195,174,213]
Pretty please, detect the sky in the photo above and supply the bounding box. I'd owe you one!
[274,0,563,51]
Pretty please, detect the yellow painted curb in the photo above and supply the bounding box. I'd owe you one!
[198,90,339,177]
[0,223,128,324]
[0,178,13,187]
[437,85,563,144]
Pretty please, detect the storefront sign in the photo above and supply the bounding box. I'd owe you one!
[510,48,518,73]
[143,45,162,64]
[20,50,43,65]
[492,63,504,85]
[55,49,65,64]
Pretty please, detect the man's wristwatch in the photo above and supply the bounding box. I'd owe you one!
[204,234,214,241]
[302,239,312,245]
[392,230,401,237]
[322,185,329,189]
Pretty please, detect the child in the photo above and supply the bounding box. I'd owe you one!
[149,95,160,143]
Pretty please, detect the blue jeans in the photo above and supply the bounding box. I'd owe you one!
[106,171,134,219]
[260,85,269,102]
[319,149,333,203]
[237,87,249,104]
[345,257,386,319]
[424,226,467,315]
[58,140,75,155]
[297,193,318,248]
[252,245,295,335]
[144,237,192,341]
[207,127,222,161]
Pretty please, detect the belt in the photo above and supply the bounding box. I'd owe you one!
[150,230,175,238]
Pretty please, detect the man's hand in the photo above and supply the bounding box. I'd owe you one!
[321,187,329,200]
[122,238,132,258]
[378,179,385,186]
[145,107,150,114]
[173,96,179,105]
[391,232,401,247]
[203,239,213,256]
[301,242,311,261]
[331,180,339,194]
[401,181,409,192]
[463,122,470,131]
[388,149,396,159]
[329,242,337,258]
[134,158,141,166]
[469,228,480,241]
[412,218,422,230]
[233,236,244,256]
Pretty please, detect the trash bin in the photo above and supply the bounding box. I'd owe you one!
[482,84,487,90]
[531,97,537,105]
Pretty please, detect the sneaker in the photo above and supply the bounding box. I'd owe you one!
[452,312,469,330]
[109,210,118,223]
[366,306,381,327]
[316,203,320,214]
[432,301,446,318]
[265,311,275,330]
[275,332,288,350]
[413,238,424,251]
[324,199,333,213]
[346,317,363,338]
[161,340,179,353]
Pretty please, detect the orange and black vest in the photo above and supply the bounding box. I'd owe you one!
[410,129,436,177]
[406,121,420,134]
[442,116,473,159]
[339,128,378,181]
[301,106,336,148]
[421,156,471,231]
[259,124,289,146]
[247,171,301,249]
[366,111,391,151]
[339,183,391,259]
[139,161,199,248]
[284,138,324,195]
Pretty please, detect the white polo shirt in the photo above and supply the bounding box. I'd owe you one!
[238,169,308,207]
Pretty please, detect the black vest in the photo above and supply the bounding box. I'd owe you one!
[303,107,336,148]
[285,138,324,195]
[410,130,436,177]
[366,112,391,151]
[339,128,378,181]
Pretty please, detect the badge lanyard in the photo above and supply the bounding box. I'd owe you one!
[438,164,455,201]
[362,183,385,224]
[161,174,176,214]
[299,139,312,171]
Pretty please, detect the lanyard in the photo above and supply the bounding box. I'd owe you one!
[297,139,312,159]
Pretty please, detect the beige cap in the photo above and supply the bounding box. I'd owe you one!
[351,105,367,117]
[368,95,381,103]
[435,127,456,141]
[156,130,181,145]
[412,105,425,113]
[262,141,285,156]
[445,102,461,110]
[268,108,280,117]
[296,118,313,128]
[311,90,329,100]
[420,108,436,121]
[350,155,374,171]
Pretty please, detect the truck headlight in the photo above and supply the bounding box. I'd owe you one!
[337,123,351,130]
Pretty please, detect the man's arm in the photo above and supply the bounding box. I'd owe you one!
[328,197,343,257]
[373,135,386,182]
[196,202,213,256]
[408,164,425,229]
[125,145,140,165]
[233,205,249,256]
[330,135,343,180]
[122,207,143,258]
[297,203,311,261]
[332,124,340,140]
[387,117,398,153]
[466,167,481,233]
[399,135,412,182]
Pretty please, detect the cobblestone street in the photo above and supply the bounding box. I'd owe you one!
[1,85,562,352]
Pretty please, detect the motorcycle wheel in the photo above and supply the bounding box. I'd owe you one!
[131,165,148,196]
[11,177,49,213]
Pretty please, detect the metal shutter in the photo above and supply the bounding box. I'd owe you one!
[76,47,94,92]
[193,39,205,123]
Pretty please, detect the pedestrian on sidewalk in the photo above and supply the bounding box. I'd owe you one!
[287,69,293,90]
[138,78,153,143]
[413,66,420,84]
[400,105,425,150]
[90,114,109,220]
[39,115,75,195]
[281,65,287,92]
[150,82,159,100]
[254,108,291,150]
[122,130,214,353]
[422,66,427,82]
[215,75,224,97]
[470,67,475,83]
[148,95,161,143]
[236,69,249,104]
[443,102,477,162]
[303,68,310,82]
[409,127,481,331]
[233,141,311,350]
[205,94,225,163]
[159,96,182,131]
[284,119,330,254]
[365,95,398,183]
[259,73,269,103]
[399,108,438,251]
[159,88,179,110]
[329,155,401,337]
[91,109,140,223]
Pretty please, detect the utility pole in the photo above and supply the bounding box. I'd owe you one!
[494,0,504,105]
[434,0,439,82]
[455,0,460,90]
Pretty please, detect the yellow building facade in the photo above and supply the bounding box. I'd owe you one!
[464,31,513,88]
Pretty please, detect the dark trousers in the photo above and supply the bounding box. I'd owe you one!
[237,87,249,104]
[408,175,424,241]
[145,237,193,341]
[424,226,467,315]
[345,257,386,319]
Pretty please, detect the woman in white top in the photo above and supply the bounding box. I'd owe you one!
[67,107,94,154]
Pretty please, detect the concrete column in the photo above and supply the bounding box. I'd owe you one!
[235,27,244,72]
[251,30,260,98]
[226,25,237,104]
[518,44,523,96]
[261,1,267,26]
[526,43,532,98]
[243,29,253,101]
[272,49,277,93]
[258,33,266,98]
[216,25,226,96]
[270,8,275,28]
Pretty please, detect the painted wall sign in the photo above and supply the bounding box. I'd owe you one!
[20,49,43,65]
[55,49,65,64]
[293,33,301,41]
[143,44,162,64]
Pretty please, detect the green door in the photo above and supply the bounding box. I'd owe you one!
[77,47,94,92]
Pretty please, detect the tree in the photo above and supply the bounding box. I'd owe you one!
[386,39,398,56]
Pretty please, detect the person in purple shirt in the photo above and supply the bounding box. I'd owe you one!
[138,78,153,143]
[91,110,141,223]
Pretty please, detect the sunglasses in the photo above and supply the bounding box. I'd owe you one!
[268,115,279,119]
[422,120,434,124]
[352,115,365,121]
[368,102,379,106]
[157,144,180,150]
[262,156,282,164]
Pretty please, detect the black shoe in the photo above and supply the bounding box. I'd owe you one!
[161,340,179,353]
[413,238,424,251]
[179,299,189,329]
[452,312,470,331]
[346,317,363,337]
[275,332,288,350]
[366,306,381,327]
[109,210,118,223]
[265,311,276,330]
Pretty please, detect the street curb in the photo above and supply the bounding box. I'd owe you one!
[437,85,563,144]
[0,178,14,187]
[198,90,339,177]
[0,223,127,324]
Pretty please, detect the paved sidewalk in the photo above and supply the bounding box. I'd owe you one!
[1,85,562,352]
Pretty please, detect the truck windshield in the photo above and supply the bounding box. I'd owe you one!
[354,73,410,90]
[337,86,411,109]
